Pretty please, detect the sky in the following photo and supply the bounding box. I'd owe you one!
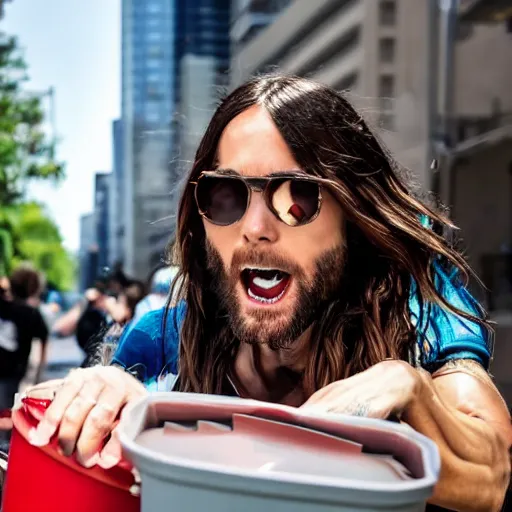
[3,0,121,252]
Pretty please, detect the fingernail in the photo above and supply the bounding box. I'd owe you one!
[98,454,120,470]
[77,452,100,469]
[36,421,56,441]
[28,423,54,447]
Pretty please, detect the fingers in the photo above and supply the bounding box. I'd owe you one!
[74,367,146,465]
[29,369,86,446]
[57,378,105,456]
[75,386,126,465]
[27,366,147,469]
[98,423,122,469]
[25,379,64,399]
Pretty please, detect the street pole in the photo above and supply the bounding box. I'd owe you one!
[436,0,458,206]
[426,0,440,194]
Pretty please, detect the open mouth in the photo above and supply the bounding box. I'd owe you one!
[241,267,291,305]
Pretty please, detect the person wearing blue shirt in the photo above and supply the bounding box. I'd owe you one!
[27,75,509,511]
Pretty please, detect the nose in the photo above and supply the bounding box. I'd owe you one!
[240,192,279,244]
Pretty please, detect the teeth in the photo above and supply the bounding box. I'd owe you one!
[248,287,286,304]
[253,275,283,290]
[242,266,280,272]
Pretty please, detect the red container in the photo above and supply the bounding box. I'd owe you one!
[1,397,140,512]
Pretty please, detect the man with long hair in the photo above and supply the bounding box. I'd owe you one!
[27,76,510,510]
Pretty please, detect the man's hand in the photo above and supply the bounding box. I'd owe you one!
[301,359,421,418]
[26,366,147,469]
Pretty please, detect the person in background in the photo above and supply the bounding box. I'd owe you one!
[0,265,48,410]
[0,278,11,302]
[131,266,179,325]
[81,280,146,369]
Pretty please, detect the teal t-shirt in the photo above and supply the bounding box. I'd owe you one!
[112,260,491,390]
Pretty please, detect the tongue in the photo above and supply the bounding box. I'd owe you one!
[248,270,290,300]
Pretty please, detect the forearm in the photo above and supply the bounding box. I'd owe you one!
[403,369,511,511]
[34,341,49,384]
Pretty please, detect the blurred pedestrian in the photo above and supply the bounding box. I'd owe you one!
[0,265,49,411]
[131,265,179,324]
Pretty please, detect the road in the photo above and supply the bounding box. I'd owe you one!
[20,335,84,392]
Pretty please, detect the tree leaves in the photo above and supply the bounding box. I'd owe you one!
[0,32,74,290]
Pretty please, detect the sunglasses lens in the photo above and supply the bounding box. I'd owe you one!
[270,179,321,226]
[196,176,248,225]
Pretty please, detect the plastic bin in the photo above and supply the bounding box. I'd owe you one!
[1,396,139,512]
[119,392,440,512]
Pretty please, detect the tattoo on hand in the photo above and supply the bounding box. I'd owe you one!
[346,403,371,417]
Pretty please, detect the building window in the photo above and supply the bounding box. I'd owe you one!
[147,72,160,83]
[379,0,396,26]
[147,2,162,13]
[335,72,359,92]
[379,37,395,63]
[148,45,163,58]
[379,74,395,98]
[148,32,163,42]
[147,59,160,69]
[378,74,395,130]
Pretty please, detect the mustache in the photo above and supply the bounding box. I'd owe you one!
[230,247,305,278]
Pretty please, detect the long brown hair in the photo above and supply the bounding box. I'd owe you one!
[167,75,491,396]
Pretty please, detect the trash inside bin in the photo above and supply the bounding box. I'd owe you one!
[119,392,440,512]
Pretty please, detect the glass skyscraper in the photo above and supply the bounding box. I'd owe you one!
[121,0,231,278]
[121,0,177,277]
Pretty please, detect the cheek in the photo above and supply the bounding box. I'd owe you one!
[285,196,344,273]
[203,220,236,268]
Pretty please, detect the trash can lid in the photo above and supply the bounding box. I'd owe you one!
[135,413,412,484]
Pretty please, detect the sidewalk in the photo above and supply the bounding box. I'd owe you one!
[20,335,83,392]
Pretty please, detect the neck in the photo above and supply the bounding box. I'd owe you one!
[232,326,313,406]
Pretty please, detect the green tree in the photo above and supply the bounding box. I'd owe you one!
[11,202,76,290]
[0,33,64,203]
[0,32,72,289]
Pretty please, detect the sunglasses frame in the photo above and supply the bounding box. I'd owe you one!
[193,170,329,227]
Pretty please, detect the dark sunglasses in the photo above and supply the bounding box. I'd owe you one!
[193,170,328,227]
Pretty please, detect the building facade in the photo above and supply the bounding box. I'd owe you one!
[121,0,232,278]
[231,0,511,189]
[94,173,111,276]
[78,213,97,292]
[109,119,124,268]
[175,0,231,171]
[121,0,178,278]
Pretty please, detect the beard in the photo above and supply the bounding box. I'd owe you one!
[205,240,344,351]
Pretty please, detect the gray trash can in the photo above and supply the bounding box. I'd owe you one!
[119,393,440,512]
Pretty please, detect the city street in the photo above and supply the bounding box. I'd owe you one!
[20,335,83,392]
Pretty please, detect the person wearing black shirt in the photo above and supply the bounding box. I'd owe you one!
[0,296,48,410]
[0,266,49,411]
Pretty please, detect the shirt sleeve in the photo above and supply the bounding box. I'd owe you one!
[111,302,186,387]
[410,261,492,371]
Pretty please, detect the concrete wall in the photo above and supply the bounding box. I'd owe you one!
[451,142,512,279]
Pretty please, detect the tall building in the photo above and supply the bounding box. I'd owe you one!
[94,173,111,275]
[121,0,232,278]
[109,119,124,267]
[230,0,292,49]
[78,213,97,292]
[0,0,12,19]
[121,0,178,278]
[231,0,512,189]
[175,0,232,173]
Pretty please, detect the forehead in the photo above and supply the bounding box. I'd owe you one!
[216,105,300,177]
